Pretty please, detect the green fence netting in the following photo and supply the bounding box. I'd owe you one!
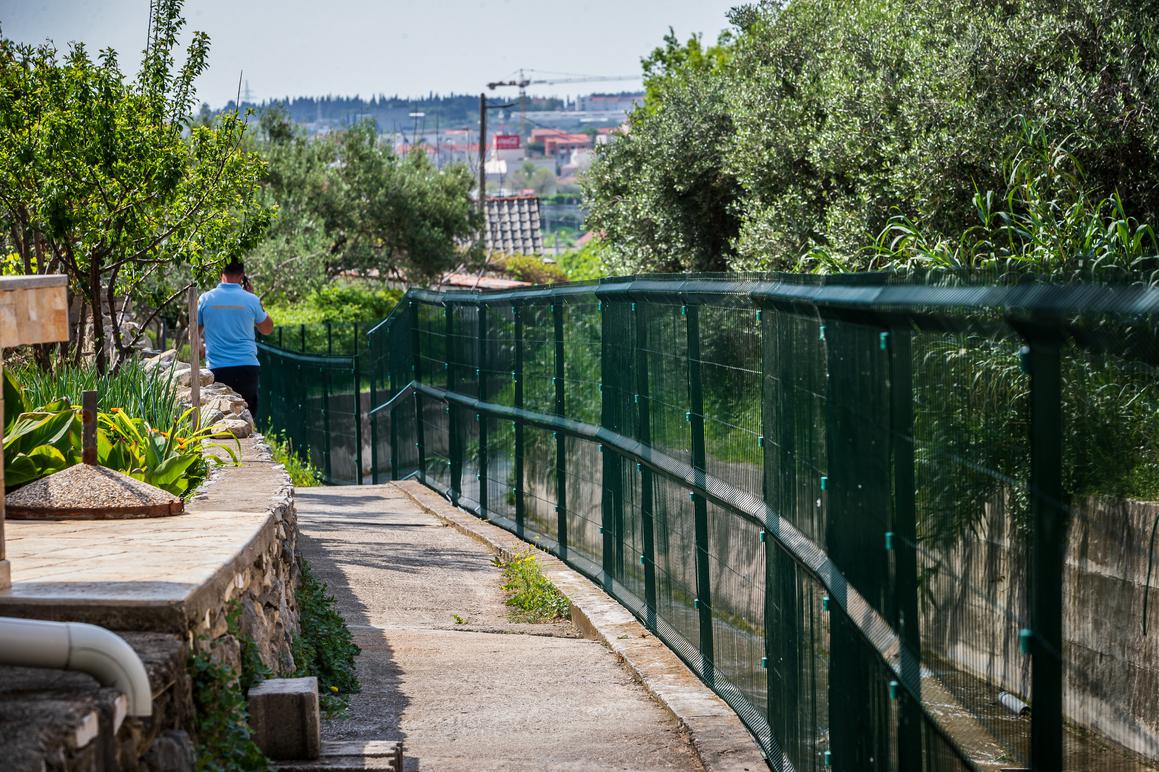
[259,272,1159,772]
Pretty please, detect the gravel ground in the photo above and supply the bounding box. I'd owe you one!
[295,485,702,772]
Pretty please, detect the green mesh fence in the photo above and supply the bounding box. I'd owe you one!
[264,321,367,356]
[262,273,1159,771]
[256,343,366,485]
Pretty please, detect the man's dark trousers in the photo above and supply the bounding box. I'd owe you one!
[211,365,261,423]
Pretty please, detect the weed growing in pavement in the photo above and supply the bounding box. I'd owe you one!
[291,559,361,715]
[263,427,323,487]
[493,549,570,622]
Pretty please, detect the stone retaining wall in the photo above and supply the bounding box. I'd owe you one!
[0,435,301,770]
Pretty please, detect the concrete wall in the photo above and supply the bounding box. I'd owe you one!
[926,494,1159,761]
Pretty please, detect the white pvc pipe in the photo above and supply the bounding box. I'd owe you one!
[0,617,152,716]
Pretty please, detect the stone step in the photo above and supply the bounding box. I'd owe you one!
[272,740,404,771]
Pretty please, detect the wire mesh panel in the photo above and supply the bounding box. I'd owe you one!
[258,345,363,484]
[1059,321,1159,770]
[910,325,1033,768]
[522,425,559,544]
[299,274,1159,772]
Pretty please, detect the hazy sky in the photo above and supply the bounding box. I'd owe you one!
[1,1,738,108]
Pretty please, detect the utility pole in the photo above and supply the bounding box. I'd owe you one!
[478,93,487,221]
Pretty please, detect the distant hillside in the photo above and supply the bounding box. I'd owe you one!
[206,92,640,135]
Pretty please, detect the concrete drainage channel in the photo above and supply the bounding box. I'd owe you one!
[396,481,768,772]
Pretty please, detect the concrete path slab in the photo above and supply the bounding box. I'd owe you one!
[296,485,703,772]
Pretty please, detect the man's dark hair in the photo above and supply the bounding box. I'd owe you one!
[222,259,246,277]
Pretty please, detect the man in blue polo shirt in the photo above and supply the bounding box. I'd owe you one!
[197,260,274,421]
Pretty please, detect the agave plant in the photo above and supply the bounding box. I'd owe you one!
[98,407,240,497]
[4,367,240,498]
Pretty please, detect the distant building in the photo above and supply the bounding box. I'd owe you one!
[484,196,544,255]
[543,133,593,161]
[577,93,644,113]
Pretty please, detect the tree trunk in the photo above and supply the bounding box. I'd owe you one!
[89,259,107,374]
[73,298,88,367]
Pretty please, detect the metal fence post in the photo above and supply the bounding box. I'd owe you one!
[477,303,489,518]
[326,320,333,355]
[513,303,525,536]
[888,325,922,772]
[322,367,333,483]
[447,303,461,503]
[353,353,364,485]
[299,323,306,352]
[1026,330,1066,772]
[635,301,657,631]
[599,296,621,590]
[389,331,400,481]
[553,300,568,557]
[411,301,426,481]
[370,348,380,484]
[685,302,714,686]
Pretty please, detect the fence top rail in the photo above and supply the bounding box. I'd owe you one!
[256,341,356,367]
[383,271,1157,321]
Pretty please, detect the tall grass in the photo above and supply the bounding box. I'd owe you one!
[11,359,182,428]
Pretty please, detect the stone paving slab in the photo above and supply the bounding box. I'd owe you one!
[295,484,705,772]
[0,437,290,632]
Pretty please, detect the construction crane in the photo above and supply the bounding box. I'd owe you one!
[486,69,639,139]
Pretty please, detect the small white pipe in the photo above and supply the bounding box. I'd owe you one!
[999,690,1031,716]
[0,617,152,716]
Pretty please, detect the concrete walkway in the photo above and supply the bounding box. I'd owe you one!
[295,484,702,771]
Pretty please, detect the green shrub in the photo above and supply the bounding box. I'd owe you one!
[291,560,360,714]
[190,648,267,771]
[3,369,236,496]
[263,429,323,487]
[557,239,610,282]
[494,549,570,622]
[267,283,403,326]
[502,254,569,285]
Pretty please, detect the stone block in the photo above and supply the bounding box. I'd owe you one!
[247,677,321,761]
[175,367,214,388]
[213,418,253,439]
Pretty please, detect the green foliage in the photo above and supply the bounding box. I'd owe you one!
[11,359,183,430]
[250,112,480,303]
[556,239,610,282]
[189,648,267,771]
[3,367,236,496]
[501,254,568,285]
[505,161,556,196]
[0,0,272,369]
[853,121,1159,281]
[584,29,739,273]
[292,560,360,714]
[585,1,1159,278]
[266,283,403,326]
[494,549,570,622]
[98,406,238,497]
[2,395,82,489]
[263,428,323,488]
